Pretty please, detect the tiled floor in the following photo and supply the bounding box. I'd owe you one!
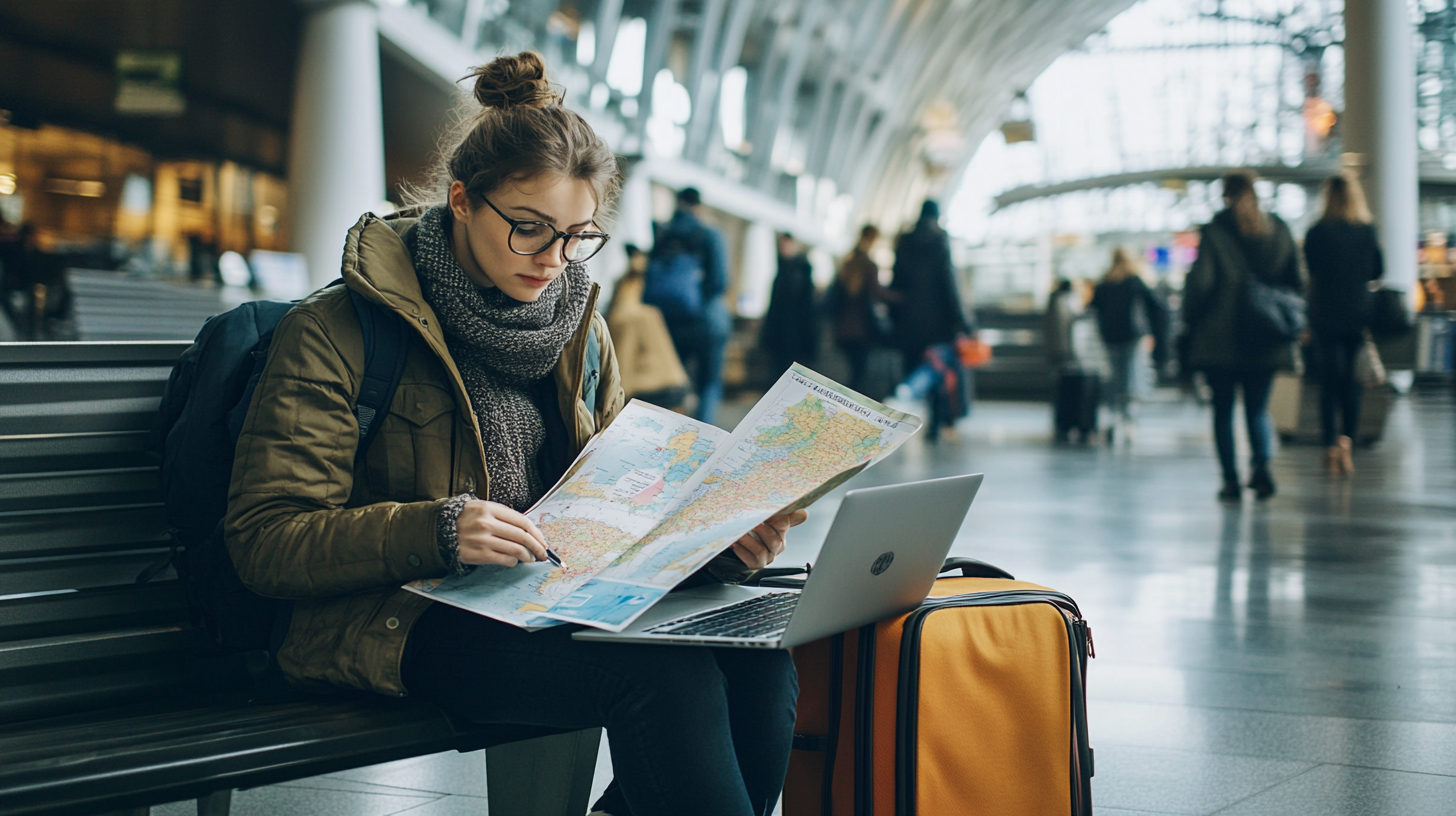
[153,386,1456,815]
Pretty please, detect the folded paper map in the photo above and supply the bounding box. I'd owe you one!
[403,364,922,632]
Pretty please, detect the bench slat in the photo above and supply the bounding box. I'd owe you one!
[0,431,155,476]
[0,506,170,558]
[1,550,176,595]
[0,583,189,635]
[0,342,192,366]
[0,625,196,671]
[0,401,162,436]
[0,696,563,816]
[0,466,161,511]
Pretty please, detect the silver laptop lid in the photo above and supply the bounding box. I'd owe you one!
[779,473,983,648]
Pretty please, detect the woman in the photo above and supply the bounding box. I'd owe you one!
[830,224,895,394]
[1090,248,1165,441]
[890,200,970,374]
[225,53,804,816]
[1182,171,1303,501]
[1304,172,1383,475]
[760,232,819,378]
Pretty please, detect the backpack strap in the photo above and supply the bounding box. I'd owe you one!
[581,321,602,412]
[346,287,411,460]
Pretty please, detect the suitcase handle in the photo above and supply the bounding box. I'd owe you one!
[940,557,1015,580]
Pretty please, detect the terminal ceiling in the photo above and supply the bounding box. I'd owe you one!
[610,0,1141,230]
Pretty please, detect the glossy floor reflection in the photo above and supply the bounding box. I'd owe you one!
[153,388,1455,816]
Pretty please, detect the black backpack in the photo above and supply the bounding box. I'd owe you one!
[149,284,410,653]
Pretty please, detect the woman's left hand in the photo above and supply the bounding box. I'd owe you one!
[731,509,810,570]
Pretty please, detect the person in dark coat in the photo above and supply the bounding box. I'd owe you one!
[830,224,896,394]
[1304,172,1383,476]
[760,233,819,379]
[1182,171,1304,501]
[1090,248,1166,440]
[889,200,969,374]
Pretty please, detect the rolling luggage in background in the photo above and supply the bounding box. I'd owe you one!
[1053,367,1101,442]
[782,559,1094,816]
[1269,372,1392,446]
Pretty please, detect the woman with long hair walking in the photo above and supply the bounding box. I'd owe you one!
[1090,247,1165,442]
[1304,172,1384,475]
[1181,171,1304,501]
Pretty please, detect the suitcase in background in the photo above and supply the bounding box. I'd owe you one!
[1053,368,1101,442]
[1269,373,1391,446]
[782,559,1094,816]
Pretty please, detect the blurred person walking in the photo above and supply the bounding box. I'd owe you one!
[607,244,690,410]
[828,225,896,394]
[1090,248,1166,442]
[1182,171,1304,501]
[645,187,730,424]
[1043,278,1079,371]
[760,233,819,378]
[1304,172,1383,475]
[889,200,970,374]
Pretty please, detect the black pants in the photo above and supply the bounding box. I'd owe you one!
[1204,367,1276,482]
[1316,333,1364,446]
[402,603,798,816]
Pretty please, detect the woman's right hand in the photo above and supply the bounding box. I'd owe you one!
[455,500,550,567]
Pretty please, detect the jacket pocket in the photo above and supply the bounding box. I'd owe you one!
[366,383,456,501]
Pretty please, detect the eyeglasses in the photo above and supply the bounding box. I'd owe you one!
[481,196,610,263]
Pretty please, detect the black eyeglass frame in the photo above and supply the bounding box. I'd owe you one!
[481,196,610,263]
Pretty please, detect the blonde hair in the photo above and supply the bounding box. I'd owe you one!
[408,52,621,217]
[1220,171,1269,236]
[1320,172,1374,224]
[1102,247,1142,283]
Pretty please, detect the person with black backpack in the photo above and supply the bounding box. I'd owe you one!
[200,53,804,816]
[644,187,730,424]
[1181,171,1305,501]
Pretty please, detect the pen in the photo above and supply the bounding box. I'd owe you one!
[543,548,564,568]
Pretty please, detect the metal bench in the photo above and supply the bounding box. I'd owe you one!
[0,341,601,816]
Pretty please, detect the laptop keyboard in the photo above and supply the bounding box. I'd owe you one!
[645,592,801,639]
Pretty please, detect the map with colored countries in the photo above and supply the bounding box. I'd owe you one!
[402,402,727,628]
[405,366,920,632]
[545,366,920,630]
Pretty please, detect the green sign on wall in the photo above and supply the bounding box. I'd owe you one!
[116,51,185,116]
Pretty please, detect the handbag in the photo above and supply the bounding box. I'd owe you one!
[1367,287,1413,339]
[1238,274,1307,350]
[1355,334,1387,387]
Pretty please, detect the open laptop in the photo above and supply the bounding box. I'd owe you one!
[573,473,983,649]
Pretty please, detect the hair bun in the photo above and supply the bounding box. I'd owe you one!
[469,52,560,111]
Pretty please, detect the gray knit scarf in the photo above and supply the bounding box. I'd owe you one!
[412,205,590,511]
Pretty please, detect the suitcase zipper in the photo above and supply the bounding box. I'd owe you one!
[853,623,877,816]
[894,592,1094,816]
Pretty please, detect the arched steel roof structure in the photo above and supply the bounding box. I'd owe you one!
[394,0,1139,239]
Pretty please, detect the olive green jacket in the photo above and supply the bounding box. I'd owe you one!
[224,210,626,697]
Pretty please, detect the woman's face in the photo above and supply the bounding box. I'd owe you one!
[448,173,597,303]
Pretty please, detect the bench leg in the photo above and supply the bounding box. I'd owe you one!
[196,789,232,816]
[486,728,602,816]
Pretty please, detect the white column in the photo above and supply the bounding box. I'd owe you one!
[1343,0,1418,294]
[288,0,386,289]
[735,221,778,318]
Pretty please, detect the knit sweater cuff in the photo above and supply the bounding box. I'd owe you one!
[436,493,477,577]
